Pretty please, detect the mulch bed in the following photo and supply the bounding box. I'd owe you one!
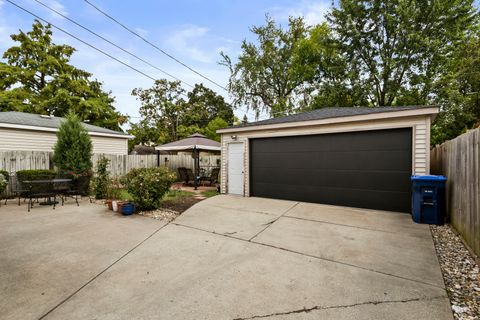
[137,196,203,221]
[431,225,480,320]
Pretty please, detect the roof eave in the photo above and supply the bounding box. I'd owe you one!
[0,122,133,139]
[217,107,439,134]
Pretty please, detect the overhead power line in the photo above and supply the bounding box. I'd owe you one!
[84,0,229,92]
[32,0,194,88]
[5,0,161,83]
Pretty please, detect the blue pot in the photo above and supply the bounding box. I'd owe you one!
[121,203,135,215]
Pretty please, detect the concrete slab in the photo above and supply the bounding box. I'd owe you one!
[194,194,298,215]
[45,224,448,320]
[0,200,166,320]
[253,216,444,287]
[175,195,297,240]
[285,202,430,238]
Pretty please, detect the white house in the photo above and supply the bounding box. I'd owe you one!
[0,112,132,155]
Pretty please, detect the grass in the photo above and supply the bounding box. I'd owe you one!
[163,189,195,200]
[201,189,219,198]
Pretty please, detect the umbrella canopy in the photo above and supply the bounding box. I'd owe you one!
[155,133,220,152]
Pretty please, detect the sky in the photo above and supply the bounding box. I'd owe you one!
[0,0,333,124]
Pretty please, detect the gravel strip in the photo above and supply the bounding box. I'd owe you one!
[431,225,480,320]
[137,208,180,221]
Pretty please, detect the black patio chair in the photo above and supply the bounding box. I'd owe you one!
[0,171,9,207]
[203,167,220,186]
[178,167,194,186]
[25,176,56,212]
[62,175,91,206]
[10,173,29,206]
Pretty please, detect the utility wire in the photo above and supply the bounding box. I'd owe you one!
[5,0,262,120]
[84,0,229,91]
[32,0,193,88]
[83,0,270,120]
[5,1,158,81]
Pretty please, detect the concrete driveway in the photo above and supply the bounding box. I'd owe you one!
[0,195,452,319]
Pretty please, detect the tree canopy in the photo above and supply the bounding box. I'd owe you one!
[128,80,234,149]
[0,20,126,131]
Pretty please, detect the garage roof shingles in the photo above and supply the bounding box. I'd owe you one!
[228,105,437,129]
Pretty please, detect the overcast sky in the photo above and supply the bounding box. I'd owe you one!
[0,0,332,124]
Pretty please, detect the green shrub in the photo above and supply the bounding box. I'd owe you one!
[0,170,9,181]
[93,156,110,199]
[121,167,176,210]
[53,112,93,176]
[0,174,7,194]
[16,169,56,181]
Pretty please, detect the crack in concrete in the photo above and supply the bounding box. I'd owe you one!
[172,223,446,289]
[231,296,447,320]
[248,202,299,242]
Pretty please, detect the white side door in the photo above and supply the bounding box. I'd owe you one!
[227,143,244,195]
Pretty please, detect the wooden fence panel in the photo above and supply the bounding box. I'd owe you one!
[430,128,480,256]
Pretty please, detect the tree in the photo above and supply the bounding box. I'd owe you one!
[129,80,234,148]
[131,79,187,144]
[53,112,93,175]
[220,16,312,118]
[328,0,477,106]
[431,31,480,145]
[0,20,126,130]
[204,117,229,141]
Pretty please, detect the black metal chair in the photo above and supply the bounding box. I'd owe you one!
[204,167,220,186]
[25,177,56,212]
[0,172,9,207]
[178,167,195,186]
[11,173,29,206]
[62,175,91,206]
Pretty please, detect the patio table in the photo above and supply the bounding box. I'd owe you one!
[24,179,72,206]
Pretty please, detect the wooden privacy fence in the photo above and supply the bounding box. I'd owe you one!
[431,128,480,256]
[0,150,220,184]
[91,153,221,177]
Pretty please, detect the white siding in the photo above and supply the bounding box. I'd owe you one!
[220,115,433,196]
[0,127,128,155]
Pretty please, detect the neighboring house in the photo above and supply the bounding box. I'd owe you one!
[0,112,132,155]
[217,105,439,213]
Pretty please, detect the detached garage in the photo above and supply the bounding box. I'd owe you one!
[218,106,439,213]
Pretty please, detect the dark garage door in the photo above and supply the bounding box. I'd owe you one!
[249,128,412,213]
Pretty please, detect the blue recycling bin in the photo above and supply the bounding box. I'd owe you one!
[411,175,447,225]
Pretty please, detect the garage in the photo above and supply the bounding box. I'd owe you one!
[218,106,439,213]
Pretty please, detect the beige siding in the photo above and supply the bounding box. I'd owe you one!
[0,128,57,152]
[90,136,128,155]
[220,115,433,196]
[0,127,128,155]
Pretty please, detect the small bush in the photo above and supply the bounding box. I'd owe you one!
[16,169,56,181]
[121,167,176,210]
[93,156,110,199]
[0,170,9,181]
[0,174,7,194]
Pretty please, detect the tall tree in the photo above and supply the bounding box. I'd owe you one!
[328,0,477,106]
[129,80,233,148]
[220,16,311,118]
[0,20,126,130]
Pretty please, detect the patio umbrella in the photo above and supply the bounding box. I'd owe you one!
[155,133,221,189]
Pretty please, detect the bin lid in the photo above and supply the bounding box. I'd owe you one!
[411,175,447,181]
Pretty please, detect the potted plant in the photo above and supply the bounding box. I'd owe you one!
[120,202,135,215]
